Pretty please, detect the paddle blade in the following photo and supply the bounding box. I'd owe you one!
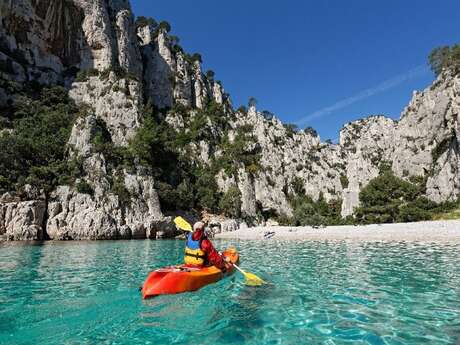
[174,216,192,232]
[243,272,266,286]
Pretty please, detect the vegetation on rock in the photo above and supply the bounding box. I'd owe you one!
[215,124,261,176]
[0,86,82,195]
[135,16,157,30]
[354,169,457,224]
[219,186,242,218]
[429,44,460,76]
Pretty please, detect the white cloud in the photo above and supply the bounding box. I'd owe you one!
[296,64,429,126]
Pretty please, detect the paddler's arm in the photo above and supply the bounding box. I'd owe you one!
[201,239,226,269]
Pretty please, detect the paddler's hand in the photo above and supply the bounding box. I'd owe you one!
[221,261,232,273]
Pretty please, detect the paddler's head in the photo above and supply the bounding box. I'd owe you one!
[193,221,205,232]
[192,221,206,239]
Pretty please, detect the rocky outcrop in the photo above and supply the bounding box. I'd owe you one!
[338,73,460,214]
[140,28,175,109]
[219,105,338,218]
[69,73,143,146]
[138,26,230,110]
[0,0,141,105]
[339,116,397,216]
[46,185,174,240]
[213,73,460,218]
[0,199,46,240]
[44,108,174,240]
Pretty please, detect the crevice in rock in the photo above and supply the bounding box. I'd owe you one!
[41,193,50,241]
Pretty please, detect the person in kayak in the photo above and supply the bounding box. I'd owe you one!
[184,221,231,271]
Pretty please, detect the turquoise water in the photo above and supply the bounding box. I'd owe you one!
[1,240,460,345]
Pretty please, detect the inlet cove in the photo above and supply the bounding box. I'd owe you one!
[1,0,460,344]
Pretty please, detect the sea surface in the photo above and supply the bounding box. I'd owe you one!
[1,239,460,344]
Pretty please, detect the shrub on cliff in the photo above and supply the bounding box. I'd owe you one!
[76,180,94,196]
[0,86,78,194]
[158,21,171,33]
[216,125,261,176]
[135,16,157,29]
[429,44,460,76]
[304,126,318,137]
[129,108,223,213]
[194,168,220,211]
[219,186,242,218]
[283,123,298,138]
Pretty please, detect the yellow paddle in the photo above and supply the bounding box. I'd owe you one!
[173,216,266,286]
[174,216,193,232]
[231,263,267,286]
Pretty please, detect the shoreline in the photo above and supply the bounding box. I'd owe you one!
[215,220,460,242]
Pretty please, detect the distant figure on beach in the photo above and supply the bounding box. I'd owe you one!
[184,221,231,271]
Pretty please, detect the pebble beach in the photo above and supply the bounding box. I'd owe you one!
[215,220,460,242]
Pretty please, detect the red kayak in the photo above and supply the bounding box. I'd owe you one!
[141,247,239,299]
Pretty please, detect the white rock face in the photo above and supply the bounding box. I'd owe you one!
[139,27,230,110]
[193,61,207,109]
[214,73,460,219]
[46,183,172,240]
[69,74,142,146]
[44,111,171,240]
[339,116,397,216]
[140,29,175,109]
[0,200,46,240]
[217,105,331,218]
[115,9,142,79]
[174,53,192,107]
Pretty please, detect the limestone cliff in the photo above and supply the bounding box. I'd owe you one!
[1,0,459,240]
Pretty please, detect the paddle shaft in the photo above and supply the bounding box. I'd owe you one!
[231,263,246,275]
[219,253,248,276]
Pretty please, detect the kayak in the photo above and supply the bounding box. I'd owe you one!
[141,247,239,299]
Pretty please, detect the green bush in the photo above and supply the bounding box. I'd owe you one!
[76,181,94,196]
[135,16,157,29]
[429,44,460,76]
[340,174,349,189]
[354,170,441,224]
[91,118,112,154]
[175,179,194,210]
[190,53,202,63]
[75,69,99,82]
[206,70,215,80]
[0,86,78,194]
[156,181,179,211]
[261,110,274,120]
[284,123,298,138]
[158,21,171,33]
[216,124,261,176]
[111,173,131,205]
[195,168,220,211]
[219,186,242,218]
[290,177,305,195]
[304,126,318,137]
[431,136,453,162]
[289,193,343,226]
[248,97,257,108]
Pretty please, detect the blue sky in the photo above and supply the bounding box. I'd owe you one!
[131,0,460,141]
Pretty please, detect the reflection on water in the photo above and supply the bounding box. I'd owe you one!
[1,239,460,344]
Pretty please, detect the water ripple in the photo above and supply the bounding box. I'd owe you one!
[0,240,460,344]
